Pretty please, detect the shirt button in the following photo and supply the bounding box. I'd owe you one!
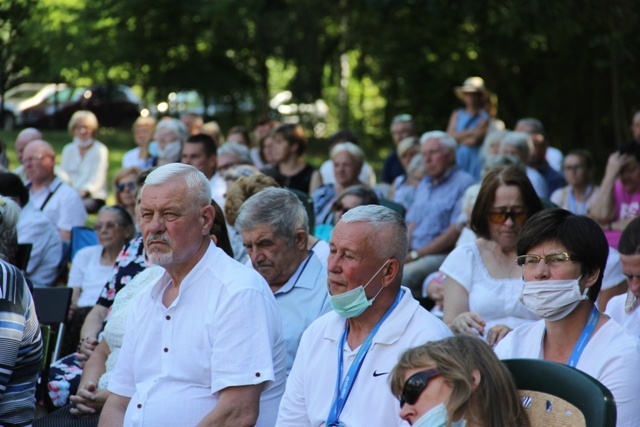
[164,347,169,352]
[165,315,171,320]
[137,404,142,409]
[255,372,261,378]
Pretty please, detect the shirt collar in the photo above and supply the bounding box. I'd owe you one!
[274,251,318,295]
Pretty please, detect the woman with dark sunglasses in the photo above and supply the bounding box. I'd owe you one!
[390,335,530,427]
[440,165,543,345]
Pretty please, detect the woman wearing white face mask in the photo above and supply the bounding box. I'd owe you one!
[390,335,530,427]
[495,208,640,427]
[60,110,109,213]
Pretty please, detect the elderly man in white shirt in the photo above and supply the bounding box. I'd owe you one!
[276,205,452,427]
[0,172,62,287]
[100,163,286,427]
[23,140,87,242]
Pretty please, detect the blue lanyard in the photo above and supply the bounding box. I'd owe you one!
[567,306,599,367]
[568,185,592,215]
[326,290,403,426]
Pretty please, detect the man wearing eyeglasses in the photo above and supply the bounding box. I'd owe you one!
[276,205,451,427]
[23,140,87,242]
[381,114,418,184]
[403,131,476,300]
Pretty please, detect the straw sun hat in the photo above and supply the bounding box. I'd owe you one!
[454,76,489,101]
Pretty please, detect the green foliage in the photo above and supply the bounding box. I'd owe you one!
[2,0,640,165]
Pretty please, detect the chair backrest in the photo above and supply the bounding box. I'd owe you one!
[70,226,98,261]
[15,243,33,271]
[503,358,617,427]
[379,198,406,217]
[33,287,73,361]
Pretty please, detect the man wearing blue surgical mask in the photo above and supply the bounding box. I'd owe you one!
[276,205,451,427]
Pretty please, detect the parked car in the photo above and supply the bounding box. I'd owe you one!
[1,83,142,130]
[1,83,67,130]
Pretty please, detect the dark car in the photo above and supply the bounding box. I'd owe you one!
[14,83,142,129]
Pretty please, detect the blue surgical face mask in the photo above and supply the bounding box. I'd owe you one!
[329,260,390,318]
[412,403,466,427]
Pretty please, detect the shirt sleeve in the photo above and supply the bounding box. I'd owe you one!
[439,244,475,293]
[275,330,312,427]
[209,288,278,394]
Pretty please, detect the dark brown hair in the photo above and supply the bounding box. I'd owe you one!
[471,165,543,239]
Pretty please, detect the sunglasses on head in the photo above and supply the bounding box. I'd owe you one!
[399,368,440,408]
[488,210,528,225]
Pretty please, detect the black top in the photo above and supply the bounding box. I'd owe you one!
[261,163,316,194]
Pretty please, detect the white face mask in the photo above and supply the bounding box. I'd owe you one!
[73,136,94,148]
[412,403,466,427]
[519,276,588,321]
[155,140,182,162]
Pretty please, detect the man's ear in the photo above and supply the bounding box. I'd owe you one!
[294,230,307,251]
[381,259,400,287]
[201,205,215,235]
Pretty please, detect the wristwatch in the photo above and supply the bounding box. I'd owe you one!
[409,250,420,261]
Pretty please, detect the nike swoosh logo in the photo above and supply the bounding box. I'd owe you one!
[373,370,389,377]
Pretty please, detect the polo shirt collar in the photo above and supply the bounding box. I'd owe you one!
[323,287,418,346]
[274,251,318,295]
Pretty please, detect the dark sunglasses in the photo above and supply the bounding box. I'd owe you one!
[488,210,528,225]
[399,368,440,408]
[116,182,136,192]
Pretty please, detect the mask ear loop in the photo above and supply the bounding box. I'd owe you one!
[366,260,391,304]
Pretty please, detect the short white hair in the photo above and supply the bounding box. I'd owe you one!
[420,130,457,152]
[330,142,365,166]
[143,163,211,206]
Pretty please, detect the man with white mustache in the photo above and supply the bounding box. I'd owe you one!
[100,163,286,427]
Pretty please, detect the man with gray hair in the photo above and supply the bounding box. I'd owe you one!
[499,131,549,198]
[217,141,253,175]
[236,187,330,374]
[100,163,286,427]
[403,131,476,298]
[515,117,565,193]
[276,205,451,427]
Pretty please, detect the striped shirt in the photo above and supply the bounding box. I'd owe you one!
[0,260,42,427]
[406,166,476,249]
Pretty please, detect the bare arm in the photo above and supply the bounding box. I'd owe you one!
[60,229,71,241]
[442,275,486,337]
[98,393,131,427]
[77,305,108,363]
[447,110,489,147]
[196,384,263,427]
[589,152,628,223]
[70,340,111,416]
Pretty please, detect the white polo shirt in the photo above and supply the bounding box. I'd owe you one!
[108,243,287,426]
[605,293,640,337]
[276,287,452,427]
[29,177,88,234]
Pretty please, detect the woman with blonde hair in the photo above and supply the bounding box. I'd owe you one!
[122,116,156,169]
[60,110,109,213]
[390,335,530,427]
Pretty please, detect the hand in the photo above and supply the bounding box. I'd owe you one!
[487,324,512,346]
[450,312,486,337]
[78,336,99,359]
[69,382,110,417]
[605,152,632,178]
[425,277,445,303]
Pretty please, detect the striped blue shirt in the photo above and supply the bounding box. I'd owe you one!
[0,260,42,427]
[406,167,476,249]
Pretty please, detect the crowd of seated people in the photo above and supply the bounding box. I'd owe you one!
[1,96,640,427]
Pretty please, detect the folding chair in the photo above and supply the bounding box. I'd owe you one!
[32,287,73,362]
[70,226,99,260]
[503,358,617,427]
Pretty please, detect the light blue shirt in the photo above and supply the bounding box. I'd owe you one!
[406,166,476,249]
[274,251,331,375]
